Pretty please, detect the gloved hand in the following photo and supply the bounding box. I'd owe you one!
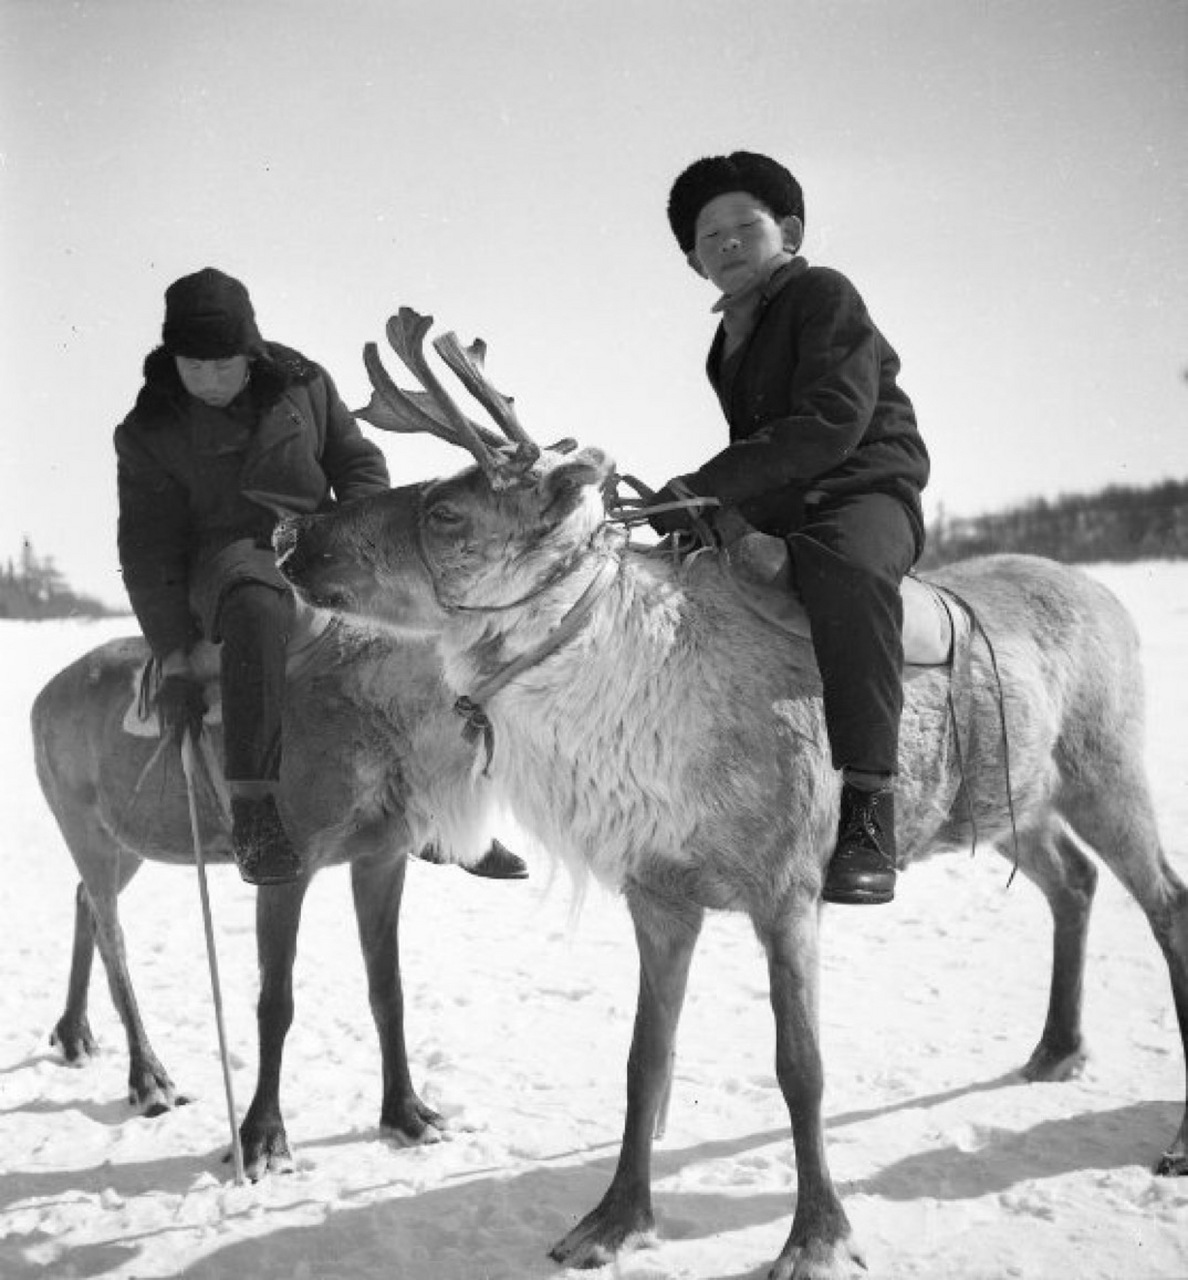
[647,477,717,537]
[156,672,208,746]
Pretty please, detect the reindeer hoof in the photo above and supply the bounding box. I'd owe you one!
[548,1230,653,1271]
[240,1101,295,1179]
[50,1019,98,1065]
[1020,1040,1088,1082]
[381,1119,444,1147]
[548,1194,655,1269]
[128,1063,186,1115]
[241,1134,294,1180]
[768,1234,867,1280]
[1155,1148,1188,1176]
[142,1093,192,1118]
[380,1096,445,1145]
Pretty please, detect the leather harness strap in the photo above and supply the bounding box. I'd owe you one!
[450,554,622,776]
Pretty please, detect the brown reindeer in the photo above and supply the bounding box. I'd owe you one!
[275,308,1188,1280]
[32,608,504,1178]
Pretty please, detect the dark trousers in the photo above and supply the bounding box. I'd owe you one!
[787,491,920,776]
[216,582,295,783]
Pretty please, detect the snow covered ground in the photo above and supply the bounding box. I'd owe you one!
[2,562,1186,1280]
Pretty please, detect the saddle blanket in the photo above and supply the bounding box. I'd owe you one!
[718,524,965,669]
[122,603,332,738]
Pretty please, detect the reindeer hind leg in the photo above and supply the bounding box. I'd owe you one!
[51,881,102,1064]
[60,833,184,1113]
[1002,814,1098,1082]
[1058,768,1188,1174]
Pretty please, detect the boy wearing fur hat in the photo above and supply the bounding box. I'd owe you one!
[116,268,530,888]
[654,152,930,905]
[114,268,390,885]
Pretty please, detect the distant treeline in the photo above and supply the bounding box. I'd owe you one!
[0,540,119,620]
[920,479,1188,568]
[4,480,1186,617]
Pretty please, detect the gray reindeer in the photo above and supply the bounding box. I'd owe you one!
[32,610,506,1178]
[276,308,1188,1280]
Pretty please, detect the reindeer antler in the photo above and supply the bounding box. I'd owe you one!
[355,307,543,489]
[356,309,504,453]
[433,332,539,468]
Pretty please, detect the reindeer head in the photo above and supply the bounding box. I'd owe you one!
[277,309,616,637]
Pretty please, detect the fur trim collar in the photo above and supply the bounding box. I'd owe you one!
[131,342,319,424]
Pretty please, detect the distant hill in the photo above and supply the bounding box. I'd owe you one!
[6,480,1186,617]
[920,478,1188,569]
[0,539,122,620]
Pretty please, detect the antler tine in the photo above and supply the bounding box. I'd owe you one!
[359,342,508,451]
[433,331,539,455]
[355,342,465,446]
[386,309,503,476]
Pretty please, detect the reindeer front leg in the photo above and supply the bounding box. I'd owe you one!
[239,876,310,1178]
[550,885,703,1268]
[762,900,865,1280]
[350,849,444,1142]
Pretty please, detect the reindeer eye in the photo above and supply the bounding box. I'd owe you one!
[425,504,463,529]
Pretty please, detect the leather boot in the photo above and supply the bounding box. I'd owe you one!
[467,839,529,880]
[822,783,897,905]
[417,839,529,880]
[230,790,302,886]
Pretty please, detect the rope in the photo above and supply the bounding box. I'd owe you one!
[934,588,979,855]
[933,582,1023,885]
[453,554,621,775]
[611,473,1019,882]
[605,472,722,548]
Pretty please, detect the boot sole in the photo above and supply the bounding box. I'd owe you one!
[236,863,303,887]
[467,866,530,880]
[822,883,896,906]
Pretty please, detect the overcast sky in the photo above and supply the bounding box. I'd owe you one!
[2,0,1185,604]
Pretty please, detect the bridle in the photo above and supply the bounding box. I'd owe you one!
[602,472,722,553]
[349,309,714,773]
[412,487,625,773]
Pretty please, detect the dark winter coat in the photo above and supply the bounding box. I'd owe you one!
[115,343,390,658]
[684,257,930,541]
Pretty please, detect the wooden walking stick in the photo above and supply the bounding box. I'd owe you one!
[655,1048,675,1140]
[180,729,247,1186]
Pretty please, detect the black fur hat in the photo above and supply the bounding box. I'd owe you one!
[161,267,266,359]
[667,152,804,253]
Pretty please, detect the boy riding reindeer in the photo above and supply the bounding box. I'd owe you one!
[114,267,526,885]
[653,152,931,905]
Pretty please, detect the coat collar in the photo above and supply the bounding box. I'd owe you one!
[710,254,807,318]
[131,342,317,426]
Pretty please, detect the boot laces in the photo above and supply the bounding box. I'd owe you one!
[840,791,891,856]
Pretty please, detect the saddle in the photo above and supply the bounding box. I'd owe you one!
[123,600,333,738]
[710,514,965,670]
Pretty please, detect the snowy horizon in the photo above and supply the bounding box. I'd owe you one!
[1,561,1186,1278]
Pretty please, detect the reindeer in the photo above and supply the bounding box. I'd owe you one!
[275,307,1188,1280]
[32,608,503,1178]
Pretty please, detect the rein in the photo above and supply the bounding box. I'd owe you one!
[414,496,623,774]
[606,471,1023,883]
[439,550,595,615]
[932,582,1023,884]
[604,472,722,552]
[415,488,600,617]
[453,554,621,775]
